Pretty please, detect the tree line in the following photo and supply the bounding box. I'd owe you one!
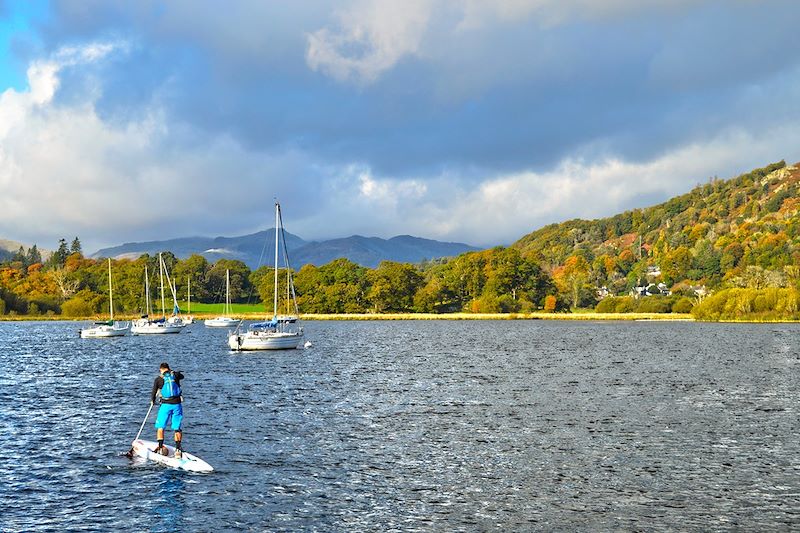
[0,243,563,317]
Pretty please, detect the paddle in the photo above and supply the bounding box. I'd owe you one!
[124,402,154,458]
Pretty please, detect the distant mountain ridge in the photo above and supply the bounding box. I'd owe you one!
[0,239,52,263]
[91,231,479,268]
[291,235,478,268]
[91,230,307,269]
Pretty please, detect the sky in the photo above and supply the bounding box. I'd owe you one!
[1,0,800,253]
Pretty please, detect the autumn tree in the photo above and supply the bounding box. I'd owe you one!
[553,255,591,309]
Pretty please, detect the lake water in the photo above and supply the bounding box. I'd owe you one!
[1,320,799,531]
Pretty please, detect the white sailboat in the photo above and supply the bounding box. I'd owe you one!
[228,201,304,350]
[131,254,183,335]
[205,269,240,328]
[80,259,129,338]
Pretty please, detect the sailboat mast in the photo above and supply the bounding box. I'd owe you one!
[108,258,114,321]
[273,202,279,318]
[187,276,191,314]
[145,264,151,316]
[159,253,166,317]
[226,269,231,315]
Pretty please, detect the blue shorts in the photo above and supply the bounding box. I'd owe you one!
[155,403,183,431]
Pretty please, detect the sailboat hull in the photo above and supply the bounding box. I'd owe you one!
[131,321,183,334]
[228,331,303,350]
[205,318,241,328]
[80,324,129,338]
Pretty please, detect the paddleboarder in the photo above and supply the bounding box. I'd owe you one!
[151,362,184,458]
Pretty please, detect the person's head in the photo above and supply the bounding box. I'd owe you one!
[159,362,170,374]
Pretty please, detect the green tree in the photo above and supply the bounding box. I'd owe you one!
[172,254,211,303]
[26,245,42,266]
[661,246,693,285]
[367,261,423,312]
[70,237,82,256]
[206,259,251,303]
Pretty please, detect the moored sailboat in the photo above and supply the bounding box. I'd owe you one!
[205,269,240,328]
[131,254,183,335]
[80,258,129,338]
[228,202,303,350]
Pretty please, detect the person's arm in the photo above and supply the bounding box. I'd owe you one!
[151,376,162,404]
[174,371,184,382]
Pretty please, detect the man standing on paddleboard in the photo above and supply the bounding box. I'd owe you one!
[151,363,184,458]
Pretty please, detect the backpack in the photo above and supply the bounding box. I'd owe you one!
[161,371,181,399]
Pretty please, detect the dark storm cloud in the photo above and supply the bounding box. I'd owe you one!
[32,1,800,181]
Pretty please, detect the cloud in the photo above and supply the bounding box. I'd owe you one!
[306,0,433,84]
[2,1,800,253]
[294,124,800,247]
[0,41,329,250]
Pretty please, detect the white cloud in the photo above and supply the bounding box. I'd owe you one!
[294,125,800,247]
[0,42,317,250]
[417,127,800,246]
[306,0,433,84]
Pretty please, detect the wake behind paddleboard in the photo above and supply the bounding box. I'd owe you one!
[131,439,214,473]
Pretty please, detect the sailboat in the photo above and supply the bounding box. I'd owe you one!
[164,261,187,328]
[228,201,304,350]
[131,254,183,335]
[205,269,240,328]
[80,258,130,338]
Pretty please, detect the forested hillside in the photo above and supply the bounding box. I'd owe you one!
[512,160,800,314]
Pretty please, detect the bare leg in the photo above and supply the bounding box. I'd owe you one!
[174,430,182,457]
[156,427,165,453]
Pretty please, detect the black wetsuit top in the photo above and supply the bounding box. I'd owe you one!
[151,371,184,404]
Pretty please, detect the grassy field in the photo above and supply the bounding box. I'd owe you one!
[178,302,268,315]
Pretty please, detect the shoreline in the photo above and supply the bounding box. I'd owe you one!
[0,312,687,322]
[2,312,799,323]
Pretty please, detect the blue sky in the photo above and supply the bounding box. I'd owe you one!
[1,0,799,253]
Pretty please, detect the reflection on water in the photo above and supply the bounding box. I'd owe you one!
[153,470,186,531]
[1,320,800,531]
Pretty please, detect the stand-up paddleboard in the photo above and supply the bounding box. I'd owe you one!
[131,439,214,473]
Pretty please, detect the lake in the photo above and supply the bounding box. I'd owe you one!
[1,320,799,531]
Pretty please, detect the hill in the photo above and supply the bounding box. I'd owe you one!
[512,160,799,295]
[292,235,480,268]
[91,231,478,269]
[0,239,52,263]
[91,230,307,269]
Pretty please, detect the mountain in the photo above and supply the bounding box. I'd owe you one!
[91,231,479,269]
[292,235,480,268]
[511,160,799,286]
[0,239,52,263]
[0,239,23,262]
[91,230,307,268]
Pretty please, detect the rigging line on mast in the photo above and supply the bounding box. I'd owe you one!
[277,203,300,317]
